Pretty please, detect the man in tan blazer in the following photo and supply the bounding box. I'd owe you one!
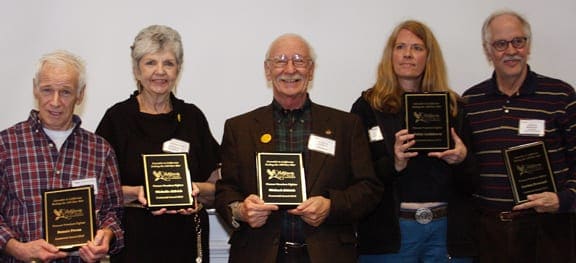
[215,33,383,263]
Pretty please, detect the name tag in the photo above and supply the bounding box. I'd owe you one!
[72,177,98,194]
[368,126,384,142]
[308,134,336,156]
[163,138,190,153]
[518,119,545,137]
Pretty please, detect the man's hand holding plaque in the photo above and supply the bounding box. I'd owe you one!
[503,141,557,205]
[42,186,96,251]
[404,92,451,151]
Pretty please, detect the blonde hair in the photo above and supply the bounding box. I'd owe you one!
[365,20,459,116]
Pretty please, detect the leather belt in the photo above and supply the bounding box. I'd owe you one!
[281,242,307,255]
[497,209,536,222]
[124,202,146,209]
[399,206,448,224]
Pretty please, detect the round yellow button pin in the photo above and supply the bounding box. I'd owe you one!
[261,134,272,143]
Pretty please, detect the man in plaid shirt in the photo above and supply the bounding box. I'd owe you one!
[0,50,124,262]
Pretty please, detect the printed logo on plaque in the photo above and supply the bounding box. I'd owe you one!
[256,152,307,206]
[502,141,557,204]
[142,153,195,210]
[43,186,96,250]
[404,92,451,151]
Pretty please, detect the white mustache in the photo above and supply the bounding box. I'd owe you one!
[503,55,523,62]
[279,74,303,81]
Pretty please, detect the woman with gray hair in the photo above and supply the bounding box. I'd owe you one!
[96,25,220,263]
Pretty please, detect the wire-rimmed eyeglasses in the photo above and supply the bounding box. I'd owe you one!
[266,54,312,69]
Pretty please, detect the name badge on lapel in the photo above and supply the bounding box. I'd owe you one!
[518,119,545,137]
[308,134,336,156]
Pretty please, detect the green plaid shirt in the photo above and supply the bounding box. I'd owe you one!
[272,98,311,244]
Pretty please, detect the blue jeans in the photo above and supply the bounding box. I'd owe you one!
[359,217,473,263]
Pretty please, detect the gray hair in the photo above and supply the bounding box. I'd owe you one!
[33,50,86,95]
[481,10,532,57]
[130,25,183,89]
[265,33,317,61]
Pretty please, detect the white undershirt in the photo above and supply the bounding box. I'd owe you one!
[43,127,74,151]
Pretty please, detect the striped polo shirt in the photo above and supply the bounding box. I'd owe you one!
[462,67,576,212]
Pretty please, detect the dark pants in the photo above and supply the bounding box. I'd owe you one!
[477,211,576,263]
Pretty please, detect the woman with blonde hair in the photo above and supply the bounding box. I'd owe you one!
[351,20,478,262]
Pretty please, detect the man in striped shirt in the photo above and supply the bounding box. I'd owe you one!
[463,10,576,263]
[0,50,124,262]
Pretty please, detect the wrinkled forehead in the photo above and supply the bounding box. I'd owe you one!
[41,61,73,72]
[35,65,79,95]
[268,37,311,58]
[39,63,78,81]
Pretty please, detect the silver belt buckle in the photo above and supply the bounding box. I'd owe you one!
[414,207,433,224]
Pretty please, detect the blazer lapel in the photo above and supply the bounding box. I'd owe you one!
[306,104,332,192]
[252,105,276,153]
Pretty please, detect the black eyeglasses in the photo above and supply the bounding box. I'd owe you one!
[266,54,312,69]
[491,37,528,51]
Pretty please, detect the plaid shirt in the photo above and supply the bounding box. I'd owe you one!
[273,99,312,244]
[0,110,124,262]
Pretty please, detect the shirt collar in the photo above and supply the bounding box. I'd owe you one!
[487,65,537,96]
[272,96,311,119]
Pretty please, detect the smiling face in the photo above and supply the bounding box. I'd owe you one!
[486,14,530,83]
[135,50,179,96]
[265,35,314,109]
[33,63,84,131]
[392,29,428,91]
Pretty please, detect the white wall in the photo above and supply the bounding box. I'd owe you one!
[2,1,575,262]
[1,1,575,138]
